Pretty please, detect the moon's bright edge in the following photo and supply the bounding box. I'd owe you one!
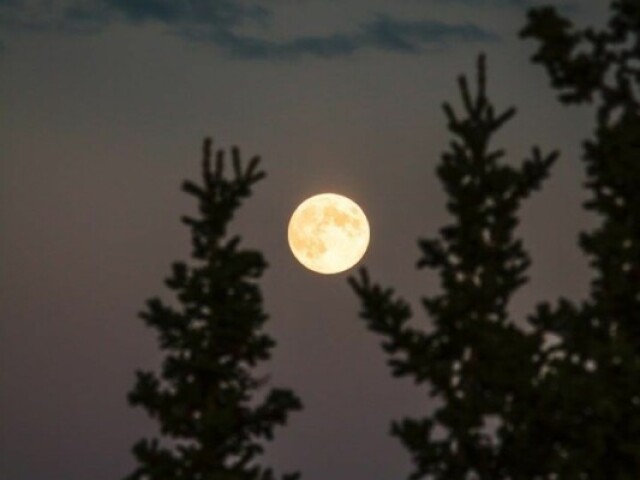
[288,193,370,274]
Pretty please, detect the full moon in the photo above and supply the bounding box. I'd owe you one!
[288,193,370,274]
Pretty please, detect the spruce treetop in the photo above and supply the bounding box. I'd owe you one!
[350,56,556,480]
[126,139,301,480]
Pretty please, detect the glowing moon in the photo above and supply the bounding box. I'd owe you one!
[288,193,370,274]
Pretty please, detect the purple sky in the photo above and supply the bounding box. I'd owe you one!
[1,1,606,479]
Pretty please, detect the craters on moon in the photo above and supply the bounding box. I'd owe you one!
[288,193,370,274]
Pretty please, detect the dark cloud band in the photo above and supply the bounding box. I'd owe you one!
[0,0,497,59]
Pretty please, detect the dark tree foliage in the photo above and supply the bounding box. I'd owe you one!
[351,2,640,479]
[520,1,640,477]
[350,56,556,479]
[126,139,302,480]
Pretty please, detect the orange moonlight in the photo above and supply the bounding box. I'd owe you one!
[288,193,370,274]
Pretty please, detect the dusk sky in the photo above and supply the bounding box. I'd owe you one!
[1,1,608,479]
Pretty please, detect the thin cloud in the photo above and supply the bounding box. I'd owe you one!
[185,14,496,60]
[432,0,532,6]
[363,15,495,53]
[192,29,361,60]
[448,0,532,5]
[431,0,579,13]
[0,0,497,59]
[106,0,269,28]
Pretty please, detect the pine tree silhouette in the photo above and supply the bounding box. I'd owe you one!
[520,1,640,477]
[125,139,302,480]
[351,2,640,479]
[350,55,556,479]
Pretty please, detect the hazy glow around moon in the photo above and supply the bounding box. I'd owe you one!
[288,193,370,274]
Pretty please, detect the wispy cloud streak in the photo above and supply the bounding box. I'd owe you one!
[0,0,498,59]
[431,0,578,13]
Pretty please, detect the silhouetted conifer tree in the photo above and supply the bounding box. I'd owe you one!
[519,1,640,477]
[352,3,640,479]
[125,139,302,480]
[350,56,556,479]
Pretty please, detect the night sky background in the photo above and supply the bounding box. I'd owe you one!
[1,1,607,479]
